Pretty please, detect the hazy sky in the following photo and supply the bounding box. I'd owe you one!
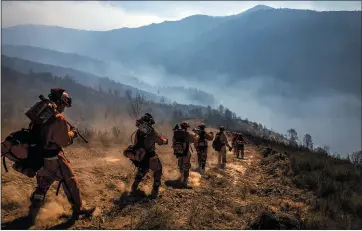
[2,1,361,30]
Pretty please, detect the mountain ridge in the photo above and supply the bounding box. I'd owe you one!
[0,54,165,103]
[3,9,360,99]
[6,4,358,32]
[1,54,217,107]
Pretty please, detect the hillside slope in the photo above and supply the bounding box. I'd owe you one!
[2,45,109,77]
[1,55,165,103]
[0,139,312,229]
[2,132,361,230]
[1,54,218,107]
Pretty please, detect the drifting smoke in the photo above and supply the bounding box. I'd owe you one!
[121,65,361,156]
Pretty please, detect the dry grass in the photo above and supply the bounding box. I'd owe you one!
[263,144,362,229]
[2,124,362,229]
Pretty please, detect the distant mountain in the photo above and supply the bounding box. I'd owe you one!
[2,25,100,58]
[2,7,360,100]
[162,9,361,99]
[240,4,274,15]
[0,65,229,128]
[2,15,227,64]
[1,44,157,92]
[1,55,166,103]
[1,45,218,107]
[2,45,109,77]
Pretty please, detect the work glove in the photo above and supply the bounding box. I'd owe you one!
[163,138,169,145]
[55,113,65,120]
[68,128,78,138]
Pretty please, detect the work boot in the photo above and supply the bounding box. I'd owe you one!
[27,202,43,225]
[131,180,141,195]
[27,192,46,225]
[182,176,189,188]
[178,170,183,182]
[199,165,206,175]
[183,171,192,189]
[78,206,96,217]
[68,205,96,223]
[149,185,160,199]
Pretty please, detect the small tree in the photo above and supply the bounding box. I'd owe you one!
[350,150,362,165]
[224,108,232,121]
[315,146,328,155]
[112,126,121,141]
[218,104,225,115]
[103,106,111,128]
[322,145,330,155]
[287,128,299,146]
[224,108,233,128]
[303,133,314,150]
[172,109,184,122]
[125,90,147,119]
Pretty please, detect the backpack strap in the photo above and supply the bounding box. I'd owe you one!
[56,180,62,196]
[2,156,8,172]
[199,131,205,140]
[184,131,190,153]
[2,143,21,172]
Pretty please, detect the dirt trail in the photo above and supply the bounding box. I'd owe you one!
[1,143,310,229]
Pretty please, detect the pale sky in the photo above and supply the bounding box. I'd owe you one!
[1,1,361,30]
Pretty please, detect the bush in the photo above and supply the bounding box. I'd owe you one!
[288,149,362,229]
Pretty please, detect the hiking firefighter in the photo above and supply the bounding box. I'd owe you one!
[172,121,198,188]
[192,123,214,173]
[20,89,95,224]
[124,113,168,199]
[231,132,238,156]
[212,126,232,169]
[233,133,248,159]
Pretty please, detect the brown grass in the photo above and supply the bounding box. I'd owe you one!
[2,123,362,229]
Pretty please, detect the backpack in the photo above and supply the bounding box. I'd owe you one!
[235,139,244,149]
[1,128,43,178]
[197,131,208,151]
[123,130,150,164]
[137,121,154,137]
[212,132,224,151]
[173,130,189,158]
[123,144,146,163]
[2,98,57,178]
[25,100,57,125]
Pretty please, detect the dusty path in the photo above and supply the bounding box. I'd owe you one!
[1,143,311,229]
